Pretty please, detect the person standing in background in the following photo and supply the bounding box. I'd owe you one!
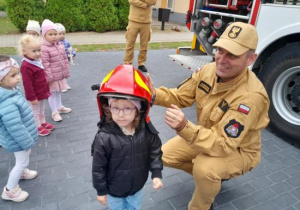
[123,0,157,73]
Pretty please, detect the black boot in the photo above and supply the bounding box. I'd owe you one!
[138,65,148,72]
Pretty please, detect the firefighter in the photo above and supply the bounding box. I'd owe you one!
[123,0,157,73]
[147,22,270,210]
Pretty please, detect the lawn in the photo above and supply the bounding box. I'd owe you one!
[0,17,20,34]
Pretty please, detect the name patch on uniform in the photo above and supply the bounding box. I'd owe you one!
[218,99,229,112]
[224,119,244,138]
[198,81,211,94]
[237,104,250,115]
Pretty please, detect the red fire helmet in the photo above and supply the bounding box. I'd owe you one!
[96,64,153,123]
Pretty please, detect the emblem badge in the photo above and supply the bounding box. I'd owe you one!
[228,26,242,39]
[224,119,244,138]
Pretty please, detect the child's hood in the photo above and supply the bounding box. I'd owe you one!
[0,86,18,103]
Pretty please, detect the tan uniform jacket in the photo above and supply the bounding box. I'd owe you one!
[128,0,157,23]
[155,63,270,168]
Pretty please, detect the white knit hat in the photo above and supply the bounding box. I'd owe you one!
[26,20,41,36]
[55,23,66,33]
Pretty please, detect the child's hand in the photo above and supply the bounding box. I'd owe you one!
[30,100,38,105]
[97,195,107,205]
[153,177,163,189]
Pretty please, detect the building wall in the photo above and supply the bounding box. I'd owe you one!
[153,0,189,25]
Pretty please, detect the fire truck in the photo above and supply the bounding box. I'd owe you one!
[169,0,300,143]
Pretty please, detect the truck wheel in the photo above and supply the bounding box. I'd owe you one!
[258,43,300,143]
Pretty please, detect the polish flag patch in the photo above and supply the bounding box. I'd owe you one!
[238,104,250,115]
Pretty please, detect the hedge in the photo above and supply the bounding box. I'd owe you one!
[6,0,44,31]
[6,0,130,32]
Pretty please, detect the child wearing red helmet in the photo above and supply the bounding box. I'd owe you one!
[91,64,163,209]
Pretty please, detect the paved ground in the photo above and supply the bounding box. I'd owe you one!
[0,50,300,210]
[0,19,193,48]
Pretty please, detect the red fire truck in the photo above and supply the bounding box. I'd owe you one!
[170,0,300,143]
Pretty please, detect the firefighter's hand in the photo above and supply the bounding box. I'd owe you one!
[165,104,187,131]
[146,73,156,96]
[153,178,163,189]
[97,195,107,205]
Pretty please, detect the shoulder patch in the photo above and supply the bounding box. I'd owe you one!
[177,75,192,89]
[218,99,229,112]
[237,104,251,115]
[198,81,211,94]
[224,119,244,138]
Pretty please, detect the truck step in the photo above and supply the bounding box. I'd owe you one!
[168,54,213,71]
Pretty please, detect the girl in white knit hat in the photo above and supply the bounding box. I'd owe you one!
[26,20,41,38]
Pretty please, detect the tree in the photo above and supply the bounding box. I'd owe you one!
[84,0,119,32]
[114,0,129,30]
[44,0,85,32]
[6,0,44,31]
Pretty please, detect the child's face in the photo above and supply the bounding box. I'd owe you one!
[23,41,41,60]
[0,67,21,90]
[58,31,66,41]
[44,29,57,43]
[110,99,137,130]
[27,30,39,38]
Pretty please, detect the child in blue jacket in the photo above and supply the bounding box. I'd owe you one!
[0,55,38,202]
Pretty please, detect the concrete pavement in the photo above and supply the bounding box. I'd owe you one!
[0,19,194,48]
[0,49,300,210]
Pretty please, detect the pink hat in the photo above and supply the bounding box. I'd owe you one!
[41,19,57,37]
[108,98,141,110]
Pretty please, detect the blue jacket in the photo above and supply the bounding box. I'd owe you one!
[61,39,76,58]
[0,86,38,152]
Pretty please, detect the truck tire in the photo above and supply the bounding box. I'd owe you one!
[258,43,300,143]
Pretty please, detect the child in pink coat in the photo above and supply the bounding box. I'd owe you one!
[41,19,71,122]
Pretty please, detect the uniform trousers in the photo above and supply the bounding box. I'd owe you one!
[124,21,151,66]
[162,136,250,210]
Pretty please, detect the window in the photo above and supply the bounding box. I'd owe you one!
[167,0,174,11]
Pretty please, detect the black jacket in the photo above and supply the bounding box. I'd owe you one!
[92,120,163,198]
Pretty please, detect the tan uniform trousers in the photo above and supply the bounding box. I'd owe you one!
[162,136,247,210]
[124,21,151,66]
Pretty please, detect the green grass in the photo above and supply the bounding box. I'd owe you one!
[0,17,20,35]
[0,42,192,55]
[73,41,192,52]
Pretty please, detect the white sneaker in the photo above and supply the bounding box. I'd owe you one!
[52,112,62,122]
[61,89,68,93]
[1,185,29,202]
[58,107,72,114]
[20,168,38,180]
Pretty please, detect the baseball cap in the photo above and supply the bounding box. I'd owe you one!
[213,22,258,56]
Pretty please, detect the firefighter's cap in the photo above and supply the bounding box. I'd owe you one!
[213,22,258,56]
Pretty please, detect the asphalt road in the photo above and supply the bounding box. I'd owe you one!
[0,50,299,210]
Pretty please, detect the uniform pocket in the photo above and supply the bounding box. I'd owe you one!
[125,26,130,40]
[148,28,152,42]
[210,107,225,122]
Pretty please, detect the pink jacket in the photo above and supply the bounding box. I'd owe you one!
[41,40,70,82]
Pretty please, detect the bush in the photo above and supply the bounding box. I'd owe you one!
[84,0,119,32]
[114,0,129,30]
[0,0,6,11]
[5,0,44,31]
[44,0,85,32]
